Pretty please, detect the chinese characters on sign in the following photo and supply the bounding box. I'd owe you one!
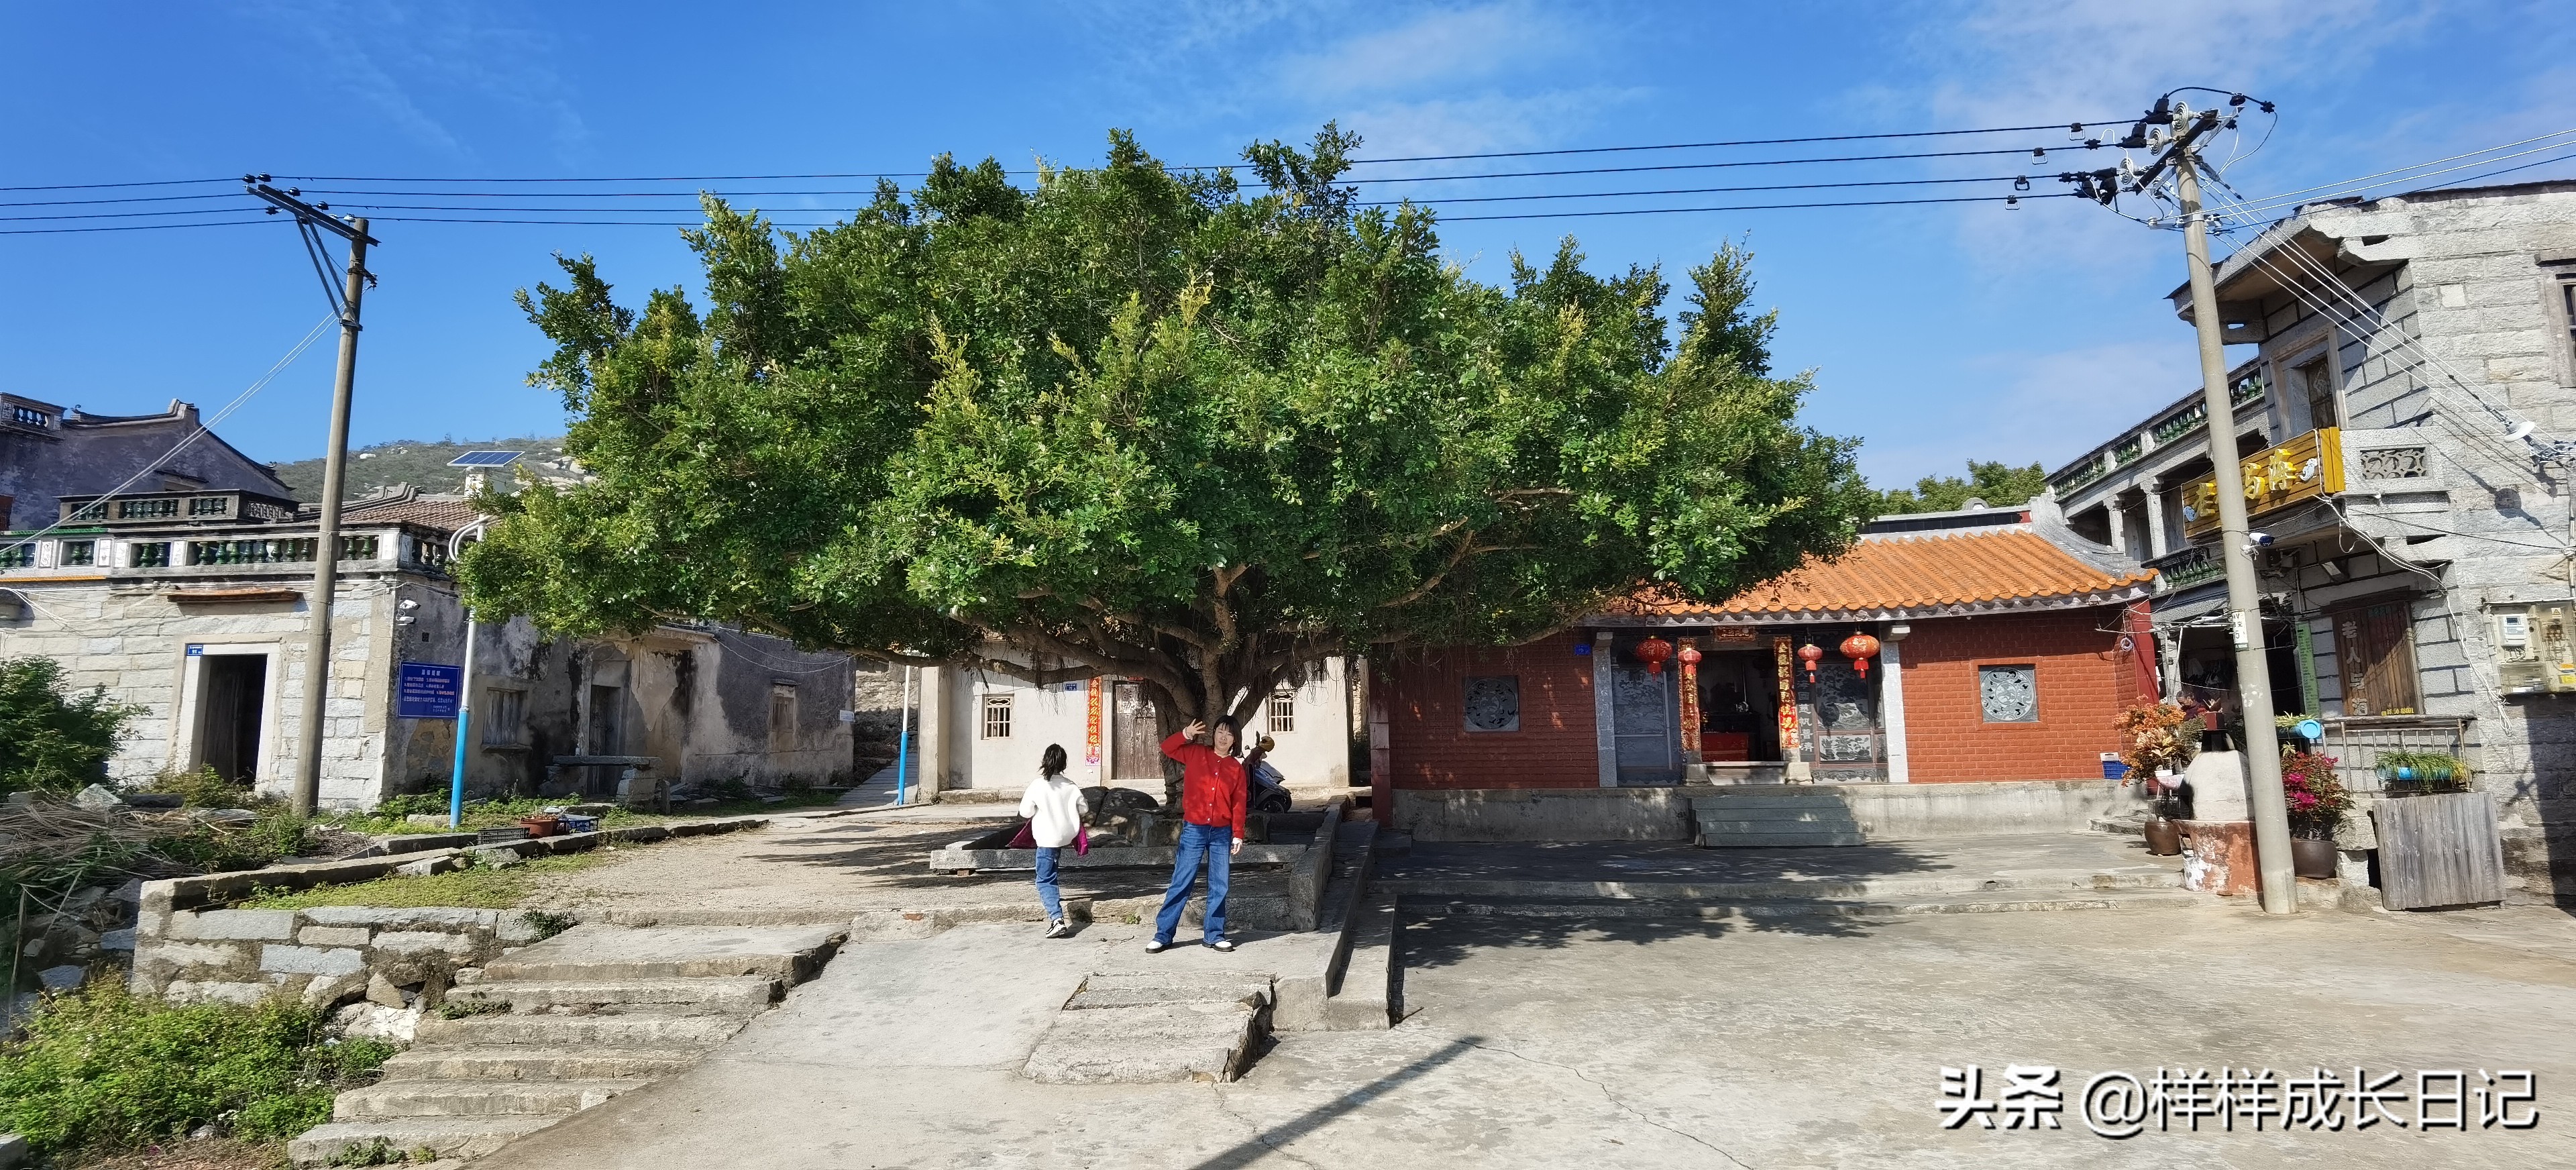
[394,661,462,719]
[1085,677,1104,768]
[1940,1065,2537,1138]
[1772,636,1797,745]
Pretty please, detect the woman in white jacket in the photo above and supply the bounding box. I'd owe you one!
[1018,744,1090,938]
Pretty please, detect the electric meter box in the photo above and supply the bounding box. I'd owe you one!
[2492,603,2576,694]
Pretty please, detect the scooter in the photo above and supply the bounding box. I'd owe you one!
[1246,735,1294,813]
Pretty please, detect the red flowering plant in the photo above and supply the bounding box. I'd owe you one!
[2112,702,2192,819]
[2279,751,2351,840]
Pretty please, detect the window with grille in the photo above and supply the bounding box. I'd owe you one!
[129,542,171,568]
[1267,691,1295,734]
[119,498,179,520]
[0,541,30,570]
[981,693,1013,739]
[61,540,95,566]
[482,688,527,746]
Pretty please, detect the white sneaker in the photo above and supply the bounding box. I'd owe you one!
[1205,939,1234,953]
[1046,918,1072,939]
[1143,939,1168,953]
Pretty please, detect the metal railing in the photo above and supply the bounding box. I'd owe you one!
[2313,714,2471,795]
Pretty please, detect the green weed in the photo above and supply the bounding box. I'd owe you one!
[0,983,393,1158]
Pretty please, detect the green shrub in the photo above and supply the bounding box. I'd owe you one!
[144,765,257,809]
[0,656,144,796]
[0,983,394,1156]
[152,810,319,874]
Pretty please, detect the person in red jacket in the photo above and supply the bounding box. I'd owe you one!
[1146,717,1248,953]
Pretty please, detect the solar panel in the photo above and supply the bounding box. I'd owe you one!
[447,450,525,468]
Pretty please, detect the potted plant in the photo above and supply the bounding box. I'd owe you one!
[2114,702,2192,855]
[2377,750,2468,796]
[2279,750,2349,878]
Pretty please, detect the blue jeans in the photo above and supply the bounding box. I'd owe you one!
[1154,822,1232,944]
[1034,847,1063,920]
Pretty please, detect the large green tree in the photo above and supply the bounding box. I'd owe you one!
[462,127,1872,755]
[1875,460,2049,515]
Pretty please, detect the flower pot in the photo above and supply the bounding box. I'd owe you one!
[519,814,566,839]
[2290,837,2337,879]
[2141,817,2184,856]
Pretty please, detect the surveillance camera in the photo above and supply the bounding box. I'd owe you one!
[2247,532,2274,546]
[398,598,419,610]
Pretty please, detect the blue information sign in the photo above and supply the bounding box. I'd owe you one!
[396,661,462,719]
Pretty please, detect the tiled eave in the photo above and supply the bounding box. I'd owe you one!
[1585,582,2155,628]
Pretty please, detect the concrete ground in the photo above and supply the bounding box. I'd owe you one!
[1379,832,2182,890]
[470,896,2576,1169]
[523,812,1292,924]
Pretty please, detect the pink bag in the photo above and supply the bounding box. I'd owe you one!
[1008,821,1037,849]
[1073,830,1089,856]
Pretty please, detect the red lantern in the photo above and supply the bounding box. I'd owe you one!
[1635,635,1673,675]
[1676,644,1703,668]
[1798,642,1824,682]
[1841,631,1882,677]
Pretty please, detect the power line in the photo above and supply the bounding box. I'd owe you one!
[0,217,272,235]
[1439,192,2062,221]
[0,176,234,193]
[1340,120,2122,164]
[19,174,2032,221]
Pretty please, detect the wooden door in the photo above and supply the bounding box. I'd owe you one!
[2335,598,2421,716]
[196,654,266,784]
[1112,682,1165,780]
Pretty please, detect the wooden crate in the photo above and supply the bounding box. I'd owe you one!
[2373,791,2507,910]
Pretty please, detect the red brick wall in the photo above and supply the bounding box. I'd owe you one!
[1385,631,1598,789]
[1898,607,2151,784]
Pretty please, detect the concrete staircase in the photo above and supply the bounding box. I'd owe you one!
[288,924,843,1167]
[1690,788,1868,847]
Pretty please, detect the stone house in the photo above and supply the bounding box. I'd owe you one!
[902,656,1354,800]
[1,471,857,808]
[2045,178,2576,891]
[1,393,294,532]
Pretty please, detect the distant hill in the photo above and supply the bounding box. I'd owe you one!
[270,436,574,502]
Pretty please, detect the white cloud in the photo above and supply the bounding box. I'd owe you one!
[1855,339,2204,484]
[235,0,588,160]
[1277,2,1577,101]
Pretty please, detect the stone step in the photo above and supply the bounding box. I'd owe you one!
[333,1077,647,1120]
[412,1008,752,1049]
[478,924,845,985]
[288,1117,561,1167]
[1324,894,1396,1030]
[1697,831,1868,848]
[1381,869,2182,901]
[1409,888,2201,922]
[1695,817,1866,833]
[443,975,777,1016]
[380,1045,706,1081]
[1023,999,1267,1084]
[1065,971,1273,1010]
[1689,795,1863,810]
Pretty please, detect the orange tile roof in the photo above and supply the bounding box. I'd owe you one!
[1615,529,2155,620]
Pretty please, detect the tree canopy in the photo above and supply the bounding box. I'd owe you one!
[1874,460,2049,515]
[460,127,1874,733]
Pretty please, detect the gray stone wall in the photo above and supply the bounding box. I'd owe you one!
[2232,185,2576,888]
[130,904,544,1007]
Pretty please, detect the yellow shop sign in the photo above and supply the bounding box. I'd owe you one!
[2180,427,2344,539]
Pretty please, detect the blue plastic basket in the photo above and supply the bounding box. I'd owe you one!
[560,814,601,835]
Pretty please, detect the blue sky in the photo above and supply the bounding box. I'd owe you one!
[5,1,2570,487]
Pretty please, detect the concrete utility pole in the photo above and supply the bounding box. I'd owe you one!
[250,178,376,817]
[2165,105,2298,914]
